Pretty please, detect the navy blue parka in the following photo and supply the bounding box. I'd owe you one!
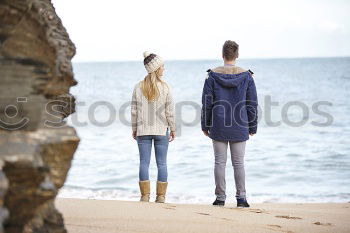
[201,69,258,141]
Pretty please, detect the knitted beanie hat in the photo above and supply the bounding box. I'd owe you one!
[143,51,164,73]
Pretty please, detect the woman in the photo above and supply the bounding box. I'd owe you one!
[131,52,176,203]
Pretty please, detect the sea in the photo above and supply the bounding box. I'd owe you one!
[58,57,350,203]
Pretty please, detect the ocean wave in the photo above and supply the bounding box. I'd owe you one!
[58,186,350,204]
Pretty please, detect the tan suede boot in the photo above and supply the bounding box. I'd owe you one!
[139,180,150,202]
[155,181,168,203]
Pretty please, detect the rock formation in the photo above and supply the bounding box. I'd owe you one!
[0,0,79,232]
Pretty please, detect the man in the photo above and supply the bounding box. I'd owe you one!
[201,40,258,207]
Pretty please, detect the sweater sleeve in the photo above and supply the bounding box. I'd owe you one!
[165,85,176,132]
[131,86,137,132]
[201,76,214,131]
[246,75,258,134]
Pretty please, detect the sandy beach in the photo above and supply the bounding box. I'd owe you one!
[56,198,350,233]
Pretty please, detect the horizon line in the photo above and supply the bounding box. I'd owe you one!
[72,55,350,64]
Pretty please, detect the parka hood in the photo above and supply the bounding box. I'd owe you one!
[209,70,251,88]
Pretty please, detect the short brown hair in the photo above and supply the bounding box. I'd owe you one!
[222,40,239,60]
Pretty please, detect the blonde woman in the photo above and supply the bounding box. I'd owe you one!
[131,52,176,203]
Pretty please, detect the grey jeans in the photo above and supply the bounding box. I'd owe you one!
[212,140,246,201]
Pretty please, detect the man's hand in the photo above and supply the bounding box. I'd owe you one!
[249,133,255,136]
[203,130,209,137]
[169,131,175,142]
[132,131,137,140]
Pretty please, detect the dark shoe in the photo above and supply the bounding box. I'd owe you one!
[237,198,250,208]
[212,199,225,206]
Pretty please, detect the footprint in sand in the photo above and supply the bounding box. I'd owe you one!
[267,224,282,228]
[249,208,269,214]
[196,212,211,216]
[275,215,302,220]
[163,204,177,210]
[231,208,269,214]
[228,207,269,214]
[267,225,294,233]
[313,221,333,226]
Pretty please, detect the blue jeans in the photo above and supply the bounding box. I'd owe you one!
[137,131,169,182]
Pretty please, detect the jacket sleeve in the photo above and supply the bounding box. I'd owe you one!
[131,86,137,132]
[201,76,214,131]
[246,75,258,134]
[165,85,176,132]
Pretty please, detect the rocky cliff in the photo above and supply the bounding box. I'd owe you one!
[0,0,79,232]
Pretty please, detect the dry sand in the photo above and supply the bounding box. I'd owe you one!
[56,198,350,233]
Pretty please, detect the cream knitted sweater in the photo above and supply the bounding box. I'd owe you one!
[131,81,176,136]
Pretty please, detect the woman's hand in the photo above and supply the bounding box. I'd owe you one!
[132,131,137,140]
[169,131,175,142]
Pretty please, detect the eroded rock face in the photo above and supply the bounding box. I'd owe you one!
[0,0,79,232]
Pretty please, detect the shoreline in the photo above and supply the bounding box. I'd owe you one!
[56,198,350,233]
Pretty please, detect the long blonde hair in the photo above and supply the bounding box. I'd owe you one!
[140,67,167,101]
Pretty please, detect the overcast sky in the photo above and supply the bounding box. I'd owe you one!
[52,0,350,62]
